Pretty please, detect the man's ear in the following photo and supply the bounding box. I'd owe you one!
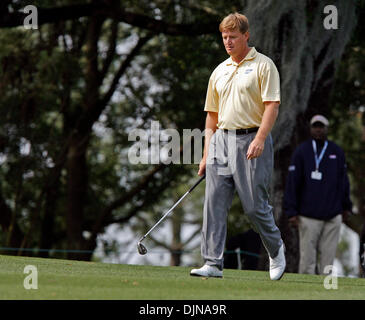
[245,31,250,42]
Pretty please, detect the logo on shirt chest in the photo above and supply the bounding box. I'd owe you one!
[243,68,253,74]
[223,68,254,78]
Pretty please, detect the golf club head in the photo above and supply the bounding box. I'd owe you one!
[137,241,147,255]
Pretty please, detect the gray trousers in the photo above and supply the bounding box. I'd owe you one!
[202,129,283,270]
[298,214,342,275]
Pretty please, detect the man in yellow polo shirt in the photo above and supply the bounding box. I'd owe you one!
[190,12,286,280]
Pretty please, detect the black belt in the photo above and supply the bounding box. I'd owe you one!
[223,127,259,134]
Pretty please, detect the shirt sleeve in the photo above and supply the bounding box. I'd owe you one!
[283,148,303,217]
[204,71,219,112]
[260,60,281,103]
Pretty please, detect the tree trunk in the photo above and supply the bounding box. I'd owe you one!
[0,194,24,254]
[64,15,103,261]
[66,135,89,260]
[39,176,61,258]
[170,206,183,266]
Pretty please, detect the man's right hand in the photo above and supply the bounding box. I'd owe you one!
[198,158,206,176]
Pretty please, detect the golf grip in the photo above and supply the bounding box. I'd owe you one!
[188,174,206,193]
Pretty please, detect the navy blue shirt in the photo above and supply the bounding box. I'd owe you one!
[283,139,352,220]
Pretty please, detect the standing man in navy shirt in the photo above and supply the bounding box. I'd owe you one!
[283,115,352,275]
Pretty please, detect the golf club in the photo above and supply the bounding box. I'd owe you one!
[137,174,206,255]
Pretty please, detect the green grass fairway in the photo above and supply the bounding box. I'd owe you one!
[1,254,364,300]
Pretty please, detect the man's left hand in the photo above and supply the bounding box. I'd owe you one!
[246,137,265,160]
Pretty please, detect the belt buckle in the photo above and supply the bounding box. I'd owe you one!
[238,128,248,134]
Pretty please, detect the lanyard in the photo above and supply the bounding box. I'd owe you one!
[312,140,328,171]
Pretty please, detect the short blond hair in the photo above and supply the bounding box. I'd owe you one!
[219,13,249,34]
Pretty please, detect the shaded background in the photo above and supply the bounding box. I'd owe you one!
[0,0,364,276]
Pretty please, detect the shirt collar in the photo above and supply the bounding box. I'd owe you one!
[226,47,257,66]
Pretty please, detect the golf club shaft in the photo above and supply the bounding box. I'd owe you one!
[141,174,205,241]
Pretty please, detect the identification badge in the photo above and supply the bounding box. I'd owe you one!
[311,171,322,180]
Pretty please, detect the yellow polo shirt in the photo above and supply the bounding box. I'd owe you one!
[204,47,280,130]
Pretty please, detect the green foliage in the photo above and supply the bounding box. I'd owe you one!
[0,0,362,267]
[0,1,229,259]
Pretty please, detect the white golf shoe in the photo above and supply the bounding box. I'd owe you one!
[190,265,223,278]
[269,244,286,280]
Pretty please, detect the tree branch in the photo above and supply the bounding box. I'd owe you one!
[0,3,220,36]
[89,163,167,243]
[99,33,153,108]
[100,19,119,81]
[110,7,219,36]
[85,15,105,106]
[0,3,95,28]
[88,133,199,241]
[149,234,171,250]
[181,227,201,247]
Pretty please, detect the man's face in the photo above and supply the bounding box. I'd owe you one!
[221,29,249,58]
[310,122,328,141]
